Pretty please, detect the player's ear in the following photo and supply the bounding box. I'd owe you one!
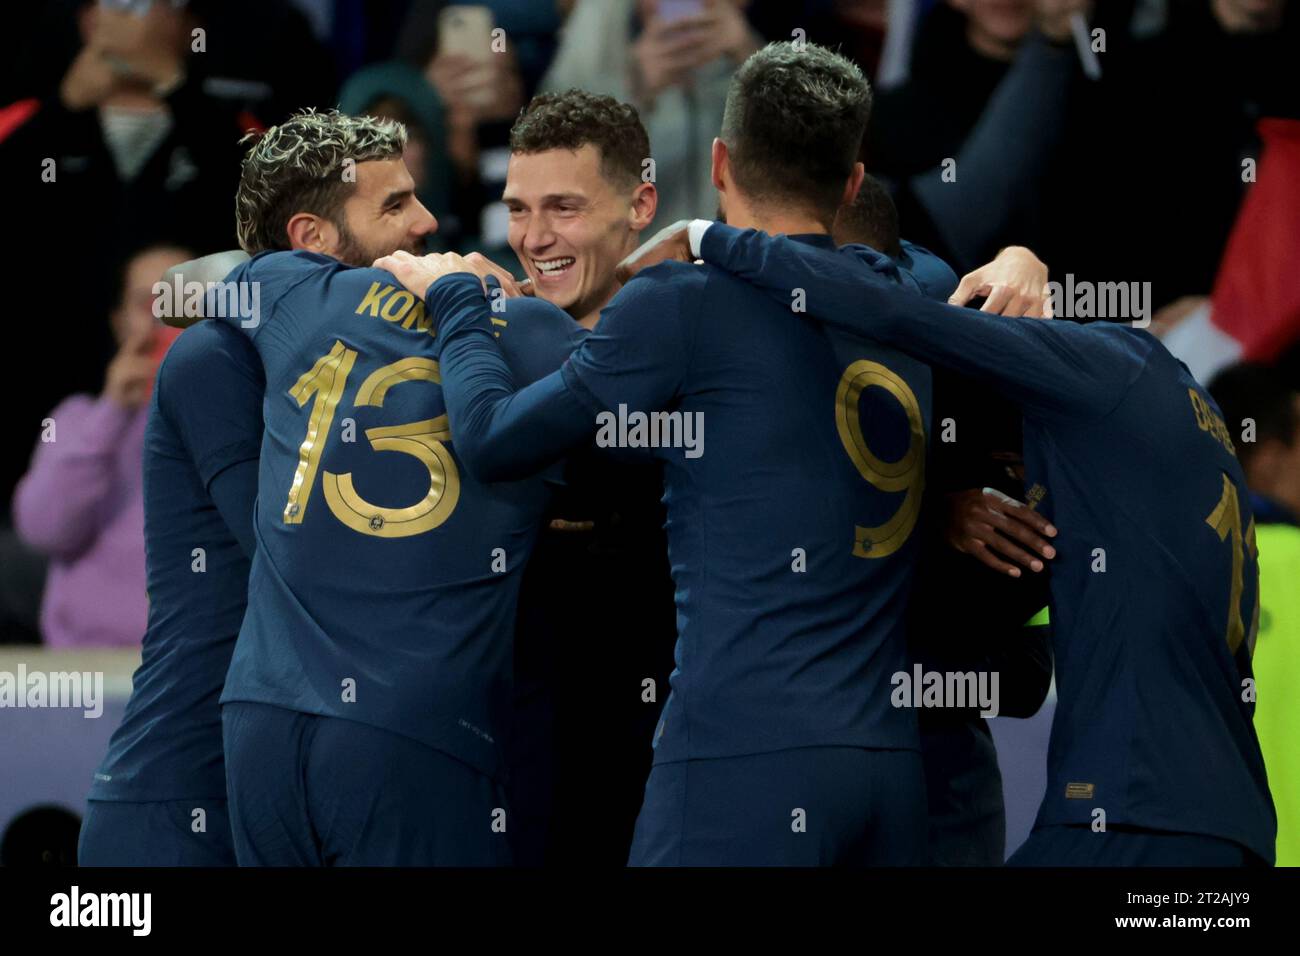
[629,182,658,232]
[285,213,333,255]
[841,162,866,209]
[711,138,728,193]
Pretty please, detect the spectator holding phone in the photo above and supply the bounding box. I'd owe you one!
[12,245,188,648]
[392,3,535,251]
[542,0,763,226]
[0,0,269,515]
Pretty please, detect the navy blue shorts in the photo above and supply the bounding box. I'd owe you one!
[79,798,235,866]
[628,746,927,866]
[920,719,1006,866]
[1008,824,1263,866]
[222,702,512,866]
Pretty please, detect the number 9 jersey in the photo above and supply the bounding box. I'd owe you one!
[429,237,934,765]
[693,223,1277,863]
[214,251,585,781]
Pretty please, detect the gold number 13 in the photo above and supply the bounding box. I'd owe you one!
[835,359,925,559]
[283,341,460,538]
[1205,473,1258,654]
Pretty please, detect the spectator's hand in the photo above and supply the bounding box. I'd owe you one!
[425,52,472,122]
[373,251,477,298]
[103,330,157,409]
[698,0,763,64]
[60,41,119,111]
[427,51,524,129]
[94,2,189,90]
[949,246,1052,317]
[615,220,694,284]
[632,9,719,101]
[1035,0,1092,43]
[480,51,526,124]
[946,487,1058,578]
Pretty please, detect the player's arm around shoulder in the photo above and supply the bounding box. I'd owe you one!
[155,321,264,415]
[155,322,264,555]
[487,294,588,385]
[897,240,960,302]
[372,250,493,345]
[599,257,707,343]
[155,322,264,469]
[568,259,705,406]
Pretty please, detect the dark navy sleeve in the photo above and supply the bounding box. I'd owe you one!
[208,460,260,558]
[896,240,960,302]
[156,322,265,556]
[699,223,1147,422]
[486,295,590,486]
[489,294,589,386]
[558,262,698,415]
[426,267,694,483]
[426,274,595,483]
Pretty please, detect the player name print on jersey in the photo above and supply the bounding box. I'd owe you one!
[1188,388,1236,456]
[354,280,433,334]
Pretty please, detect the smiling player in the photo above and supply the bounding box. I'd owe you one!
[382,43,937,866]
[502,90,658,328]
[664,219,1277,866]
[169,110,586,866]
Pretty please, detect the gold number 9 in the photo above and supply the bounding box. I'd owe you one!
[835,359,925,559]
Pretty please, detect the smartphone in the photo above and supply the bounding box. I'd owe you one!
[657,0,705,23]
[438,5,495,62]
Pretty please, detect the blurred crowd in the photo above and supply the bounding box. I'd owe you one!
[1,0,1298,649]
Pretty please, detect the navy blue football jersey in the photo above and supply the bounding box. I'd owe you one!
[90,321,263,801]
[215,251,585,780]
[424,233,934,765]
[895,239,959,301]
[695,223,1276,862]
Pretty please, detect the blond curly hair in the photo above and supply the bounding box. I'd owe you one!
[234,109,407,254]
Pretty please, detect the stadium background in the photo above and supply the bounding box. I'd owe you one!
[0,0,1297,865]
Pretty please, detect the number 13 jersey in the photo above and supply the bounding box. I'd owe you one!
[215,251,585,780]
